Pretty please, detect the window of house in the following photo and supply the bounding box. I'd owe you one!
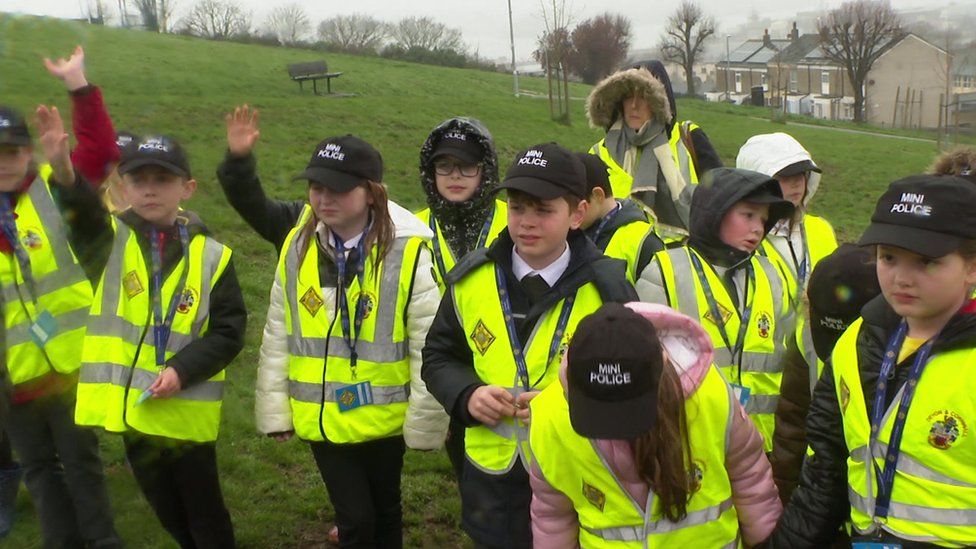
[957,75,975,89]
[821,71,830,95]
[735,72,742,93]
[790,69,798,92]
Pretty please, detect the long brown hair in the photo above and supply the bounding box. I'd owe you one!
[298,180,396,277]
[632,360,693,522]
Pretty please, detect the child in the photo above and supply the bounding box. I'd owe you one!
[421,143,637,548]
[770,175,976,548]
[251,134,446,547]
[577,152,664,283]
[636,167,796,452]
[51,132,246,548]
[0,103,119,545]
[415,117,508,478]
[529,302,781,547]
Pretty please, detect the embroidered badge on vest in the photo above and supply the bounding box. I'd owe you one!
[689,460,705,493]
[839,376,851,414]
[703,302,733,327]
[123,271,144,298]
[176,287,197,314]
[756,311,772,339]
[19,228,43,251]
[582,481,606,512]
[470,319,496,356]
[300,287,324,317]
[927,410,968,450]
[355,290,376,320]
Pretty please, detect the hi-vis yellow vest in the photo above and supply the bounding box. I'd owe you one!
[1,176,93,386]
[833,319,976,547]
[452,263,604,475]
[280,222,424,443]
[654,247,792,451]
[601,219,656,284]
[415,199,507,292]
[76,220,232,442]
[590,122,700,200]
[530,367,740,548]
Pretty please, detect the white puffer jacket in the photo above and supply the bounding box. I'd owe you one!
[254,201,449,450]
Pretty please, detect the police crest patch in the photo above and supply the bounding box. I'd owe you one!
[756,312,772,339]
[582,481,606,512]
[300,287,324,317]
[123,270,144,298]
[703,302,733,327]
[176,287,197,314]
[470,320,495,356]
[20,228,43,251]
[689,460,705,493]
[355,290,376,320]
[927,410,968,450]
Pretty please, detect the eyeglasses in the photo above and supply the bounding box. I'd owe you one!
[433,160,482,177]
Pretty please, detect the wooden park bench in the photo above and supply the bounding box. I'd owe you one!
[287,60,343,95]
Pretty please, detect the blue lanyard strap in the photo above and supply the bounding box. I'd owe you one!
[149,223,191,369]
[592,203,622,243]
[689,251,754,380]
[428,205,495,281]
[0,193,40,305]
[870,321,937,519]
[332,227,370,374]
[494,264,575,391]
[787,222,810,288]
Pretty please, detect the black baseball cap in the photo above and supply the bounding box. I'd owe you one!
[0,107,31,147]
[294,135,383,192]
[118,135,191,178]
[115,131,138,152]
[576,153,612,195]
[858,174,976,257]
[431,130,483,165]
[567,303,663,439]
[807,244,881,361]
[775,159,821,178]
[499,143,587,200]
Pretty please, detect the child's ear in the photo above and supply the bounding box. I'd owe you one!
[182,178,197,200]
[569,199,588,230]
[965,255,976,288]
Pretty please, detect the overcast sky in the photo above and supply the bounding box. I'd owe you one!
[2,0,953,61]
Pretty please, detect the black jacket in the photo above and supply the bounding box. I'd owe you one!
[216,151,306,253]
[56,175,246,390]
[421,229,636,427]
[770,296,976,548]
[584,198,664,278]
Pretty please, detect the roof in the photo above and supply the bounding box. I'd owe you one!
[726,38,793,66]
[771,34,822,64]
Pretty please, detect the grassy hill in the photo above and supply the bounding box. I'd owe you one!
[0,13,951,548]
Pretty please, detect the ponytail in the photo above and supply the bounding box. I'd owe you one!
[632,360,692,522]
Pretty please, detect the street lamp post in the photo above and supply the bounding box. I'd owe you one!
[725,35,731,101]
[508,0,519,97]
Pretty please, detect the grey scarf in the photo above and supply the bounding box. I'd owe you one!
[604,119,669,194]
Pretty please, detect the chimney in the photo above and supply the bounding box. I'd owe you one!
[789,22,799,41]
[763,28,772,48]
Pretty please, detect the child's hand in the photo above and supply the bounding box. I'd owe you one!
[35,105,74,186]
[467,385,516,427]
[43,45,88,92]
[514,390,540,425]
[226,104,260,157]
[148,367,182,398]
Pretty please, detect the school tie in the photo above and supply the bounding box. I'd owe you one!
[341,246,361,289]
[521,274,549,304]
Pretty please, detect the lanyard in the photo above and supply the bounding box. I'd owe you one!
[332,227,370,376]
[495,264,575,391]
[428,205,495,282]
[689,251,754,381]
[149,223,191,369]
[786,222,810,288]
[591,202,622,243]
[0,193,40,305]
[870,320,937,519]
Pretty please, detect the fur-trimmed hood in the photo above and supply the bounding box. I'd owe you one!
[586,66,673,131]
[929,146,976,184]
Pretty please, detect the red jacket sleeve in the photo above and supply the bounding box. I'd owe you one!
[69,85,119,186]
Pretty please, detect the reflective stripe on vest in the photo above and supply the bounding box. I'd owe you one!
[834,319,976,546]
[416,200,508,292]
[452,263,605,475]
[529,366,740,547]
[602,219,655,284]
[76,220,231,442]
[281,222,421,444]
[655,246,791,451]
[1,176,94,385]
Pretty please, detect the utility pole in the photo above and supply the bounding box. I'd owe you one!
[725,35,731,100]
[508,0,520,97]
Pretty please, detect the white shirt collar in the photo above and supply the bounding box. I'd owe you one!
[315,221,364,254]
[511,243,571,287]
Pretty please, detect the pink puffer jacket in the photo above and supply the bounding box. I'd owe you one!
[529,302,782,548]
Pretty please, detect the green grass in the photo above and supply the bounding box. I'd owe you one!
[0,12,959,547]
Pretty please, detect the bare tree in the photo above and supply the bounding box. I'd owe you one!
[535,0,574,123]
[265,3,311,45]
[659,1,715,97]
[132,0,177,32]
[318,14,387,53]
[388,16,463,52]
[817,0,902,122]
[180,0,250,39]
[83,0,112,24]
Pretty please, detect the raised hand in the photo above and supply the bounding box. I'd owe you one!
[225,104,260,157]
[35,105,73,185]
[43,45,89,92]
